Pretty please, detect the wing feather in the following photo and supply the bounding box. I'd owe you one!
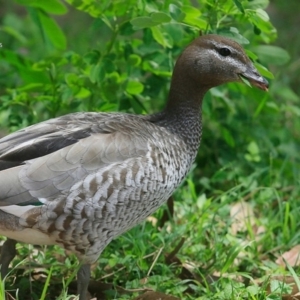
[0,113,149,207]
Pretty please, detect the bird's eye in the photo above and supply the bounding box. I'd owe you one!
[218,47,231,57]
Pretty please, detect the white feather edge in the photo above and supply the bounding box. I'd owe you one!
[0,205,36,217]
[0,139,34,158]
[0,205,56,245]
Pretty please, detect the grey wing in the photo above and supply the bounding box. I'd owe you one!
[0,112,110,169]
[0,112,149,206]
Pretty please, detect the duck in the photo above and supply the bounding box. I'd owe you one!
[0,34,268,299]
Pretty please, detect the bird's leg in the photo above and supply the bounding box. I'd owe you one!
[0,238,17,279]
[77,263,91,300]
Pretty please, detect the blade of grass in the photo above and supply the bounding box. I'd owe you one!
[40,265,53,300]
[284,258,300,291]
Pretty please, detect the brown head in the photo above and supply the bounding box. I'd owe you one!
[172,34,268,92]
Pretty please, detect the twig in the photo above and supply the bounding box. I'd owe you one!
[147,247,163,277]
[166,238,185,262]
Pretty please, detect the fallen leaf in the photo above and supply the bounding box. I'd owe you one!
[229,201,267,265]
[133,291,180,300]
[263,275,300,299]
[31,267,48,281]
[276,245,300,268]
[230,201,255,235]
[282,295,300,300]
[147,216,158,226]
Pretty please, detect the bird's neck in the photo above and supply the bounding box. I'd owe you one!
[149,73,208,152]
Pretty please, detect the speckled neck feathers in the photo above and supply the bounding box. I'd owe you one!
[148,44,208,155]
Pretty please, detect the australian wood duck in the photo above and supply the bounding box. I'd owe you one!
[0,34,268,299]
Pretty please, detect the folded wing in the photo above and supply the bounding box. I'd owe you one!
[0,112,149,206]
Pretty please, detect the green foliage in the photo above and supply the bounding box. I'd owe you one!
[1,0,286,130]
[0,0,299,299]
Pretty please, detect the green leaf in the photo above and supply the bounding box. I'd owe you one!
[128,54,141,67]
[253,25,261,35]
[252,45,290,65]
[285,105,300,116]
[84,50,101,65]
[246,285,259,295]
[129,97,146,114]
[221,128,235,147]
[15,0,67,15]
[240,75,252,88]
[183,14,207,29]
[0,26,27,43]
[266,101,279,111]
[245,50,258,61]
[102,58,115,73]
[89,57,114,84]
[0,49,31,69]
[126,81,144,95]
[17,83,44,92]
[247,141,260,155]
[254,94,268,117]
[76,87,91,99]
[182,5,207,29]
[270,279,292,294]
[233,0,244,13]
[247,11,275,39]
[246,0,269,9]
[65,73,78,86]
[131,13,171,30]
[142,61,171,77]
[107,72,122,83]
[151,12,171,24]
[218,27,249,44]
[169,4,185,21]
[37,10,67,50]
[273,85,299,102]
[245,141,261,162]
[182,5,201,18]
[0,51,49,84]
[19,70,49,84]
[256,8,269,22]
[131,17,157,29]
[254,62,274,79]
[90,64,104,83]
[151,27,173,48]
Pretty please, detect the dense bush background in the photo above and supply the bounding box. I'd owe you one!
[0,0,299,299]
